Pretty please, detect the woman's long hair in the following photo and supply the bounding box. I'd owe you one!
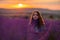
[29,10,45,27]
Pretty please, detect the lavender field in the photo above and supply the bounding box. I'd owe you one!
[0,16,60,40]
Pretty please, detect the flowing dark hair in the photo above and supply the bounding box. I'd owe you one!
[29,10,45,27]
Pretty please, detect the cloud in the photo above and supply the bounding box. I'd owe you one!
[0,0,60,5]
[0,0,60,10]
[31,2,60,5]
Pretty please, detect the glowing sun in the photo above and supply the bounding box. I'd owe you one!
[18,4,23,7]
[12,3,33,8]
[12,4,25,8]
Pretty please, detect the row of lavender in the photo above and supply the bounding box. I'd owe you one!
[0,16,60,40]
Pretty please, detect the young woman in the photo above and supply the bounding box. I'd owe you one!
[29,10,45,32]
[27,10,53,40]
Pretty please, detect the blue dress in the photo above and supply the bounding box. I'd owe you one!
[34,25,45,32]
[32,20,45,32]
[27,19,53,40]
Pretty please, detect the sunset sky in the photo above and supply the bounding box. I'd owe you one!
[0,0,60,10]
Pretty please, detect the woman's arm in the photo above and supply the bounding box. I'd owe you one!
[38,22,53,40]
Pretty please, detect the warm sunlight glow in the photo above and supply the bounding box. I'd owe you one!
[16,4,24,8]
[11,4,32,8]
[18,4,23,7]
[0,0,60,10]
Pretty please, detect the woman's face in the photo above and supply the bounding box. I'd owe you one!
[32,12,39,20]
